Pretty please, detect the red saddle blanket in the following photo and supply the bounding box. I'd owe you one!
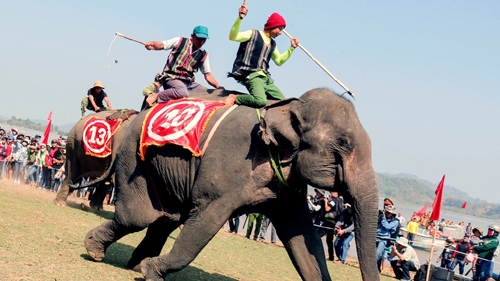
[140,98,225,160]
[83,117,123,158]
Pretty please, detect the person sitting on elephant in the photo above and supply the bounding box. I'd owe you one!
[140,74,162,110]
[81,81,112,119]
[224,3,299,108]
[143,26,223,107]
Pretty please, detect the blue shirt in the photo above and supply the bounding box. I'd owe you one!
[376,215,399,239]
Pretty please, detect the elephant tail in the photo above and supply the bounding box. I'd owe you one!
[69,161,116,189]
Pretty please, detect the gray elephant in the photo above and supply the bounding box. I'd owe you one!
[54,109,137,210]
[81,88,379,281]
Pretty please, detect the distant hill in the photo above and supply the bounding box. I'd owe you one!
[377,173,500,219]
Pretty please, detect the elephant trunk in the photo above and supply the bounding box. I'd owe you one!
[349,166,380,280]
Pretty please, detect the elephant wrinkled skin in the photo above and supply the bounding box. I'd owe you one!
[81,88,379,281]
[54,110,137,210]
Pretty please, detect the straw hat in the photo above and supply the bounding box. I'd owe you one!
[396,237,410,247]
[93,81,105,89]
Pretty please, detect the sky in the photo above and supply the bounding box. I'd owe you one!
[1,1,499,202]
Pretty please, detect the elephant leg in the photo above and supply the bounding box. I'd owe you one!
[140,199,233,281]
[89,181,108,210]
[272,206,332,281]
[85,218,145,262]
[54,177,71,206]
[127,218,181,272]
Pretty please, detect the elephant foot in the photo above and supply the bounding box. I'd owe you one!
[53,199,67,207]
[84,229,106,262]
[141,257,164,281]
[89,201,103,211]
[128,256,143,272]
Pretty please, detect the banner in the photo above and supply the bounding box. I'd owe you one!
[430,175,446,221]
[140,98,224,160]
[82,117,123,158]
[42,111,52,145]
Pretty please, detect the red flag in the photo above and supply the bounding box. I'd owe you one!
[42,111,52,145]
[461,201,467,209]
[415,204,429,216]
[430,175,446,221]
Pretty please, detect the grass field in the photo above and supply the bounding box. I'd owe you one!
[0,180,396,281]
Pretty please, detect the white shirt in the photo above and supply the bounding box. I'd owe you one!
[161,37,211,74]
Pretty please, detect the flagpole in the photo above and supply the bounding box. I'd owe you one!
[425,175,446,281]
[425,223,438,281]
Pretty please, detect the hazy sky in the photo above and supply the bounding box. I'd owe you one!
[1,1,499,202]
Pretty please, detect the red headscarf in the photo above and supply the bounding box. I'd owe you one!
[264,12,286,30]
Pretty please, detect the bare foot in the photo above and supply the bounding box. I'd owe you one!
[224,94,237,106]
[146,93,158,106]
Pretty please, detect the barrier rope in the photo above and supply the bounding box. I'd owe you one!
[313,222,499,268]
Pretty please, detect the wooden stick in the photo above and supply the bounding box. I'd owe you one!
[115,32,145,45]
[282,30,355,99]
[243,0,247,5]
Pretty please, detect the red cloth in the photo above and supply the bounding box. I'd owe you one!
[42,111,52,145]
[82,117,123,158]
[430,175,446,221]
[461,201,467,209]
[415,204,429,217]
[140,98,224,160]
[264,12,286,30]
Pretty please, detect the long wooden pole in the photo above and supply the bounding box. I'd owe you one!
[115,32,145,45]
[425,223,438,281]
[282,29,355,99]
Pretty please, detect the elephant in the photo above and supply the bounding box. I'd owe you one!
[81,88,379,281]
[53,109,138,210]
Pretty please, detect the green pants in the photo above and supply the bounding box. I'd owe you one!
[246,213,263,240]
[81,97,108,116]
[236,73,285,108]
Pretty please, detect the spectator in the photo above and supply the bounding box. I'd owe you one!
[245,213,263,241]
[396,212,406,226]
[228,215,240,235]
[0,137,6,179]
[334,203,354,264]
[437,238,455,269]
[224,4,299,107]
[308,188,327,225]
[319,191,344,261]
[473,224,500,281]
[376,204,399,271]
[470,227,484,246]
[143,26,223,107]
[390,237,420,281]
[3,136,14,181]
[466,222,473,237]
[49,140,64,192]
[39,143,49,190]
[13,138,29,184]
[406,216,419,245]
[258,215,277,245]
[449,235,472,275]
[81,81,112,119]
[26,145,39,187]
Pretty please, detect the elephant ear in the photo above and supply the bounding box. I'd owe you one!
[259,98,304,163]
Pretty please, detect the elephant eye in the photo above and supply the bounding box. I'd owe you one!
[337,136,351,149]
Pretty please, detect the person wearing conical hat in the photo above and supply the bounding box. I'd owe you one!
[81,81,113,119]
[224,3,300,108]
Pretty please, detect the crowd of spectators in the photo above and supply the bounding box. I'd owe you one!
[0,127,66,192]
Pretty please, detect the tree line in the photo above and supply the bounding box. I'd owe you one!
[377,173,500,220]
[1,116,68,136]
